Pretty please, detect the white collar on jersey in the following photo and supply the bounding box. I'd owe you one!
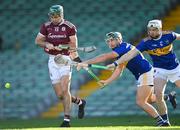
[58,19,65,26]
[152,32,162,41]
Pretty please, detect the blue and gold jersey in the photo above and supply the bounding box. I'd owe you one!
[113,42,152,80]
[136,32,179,70]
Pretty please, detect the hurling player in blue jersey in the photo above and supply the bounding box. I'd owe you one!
[77,32,169,126]
[108,20,180,125]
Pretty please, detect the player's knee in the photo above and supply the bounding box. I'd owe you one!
[56,92,64,100]
[57,92,69,100]
[136,99,145,107]
[55,91,66,99]
[58,95,64,100]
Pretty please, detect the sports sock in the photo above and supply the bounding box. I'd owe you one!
[71,96,82,105]
[155,115,164,126]
[64,114,70,122]
[161,114,169,121]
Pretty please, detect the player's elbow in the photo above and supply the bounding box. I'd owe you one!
[35,37,39,45]
[130,48,139,57]
[102,53,113,61]
[35,37,43,46]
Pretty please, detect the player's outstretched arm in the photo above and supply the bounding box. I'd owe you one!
[85,51,118,64]
[175,32,180,40]
[99,64,124,86]
[76,51,118,71]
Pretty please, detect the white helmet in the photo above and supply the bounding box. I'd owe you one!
[147,20,162,29]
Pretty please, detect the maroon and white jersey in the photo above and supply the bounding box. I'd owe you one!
[39,19,77,55]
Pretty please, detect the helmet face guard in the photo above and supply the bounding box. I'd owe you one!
[105,32,122,42]
[48,5,63,17]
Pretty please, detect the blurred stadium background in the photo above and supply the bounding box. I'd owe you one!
[0,0,180,128]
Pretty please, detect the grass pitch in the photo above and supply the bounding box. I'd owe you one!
[0,115,180,130]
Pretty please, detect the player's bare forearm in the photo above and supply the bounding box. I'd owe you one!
[115,48,139,65]
[76,52,117,71]
[69,40,77,48]
[35,36,56,51]
[175,32,180,40]
[36,41,47,48]
[85,52,118,64]
[76,54,111,71]
[69,35,79,59]
[69,42,79,59]
[105,66,123,84]
[35,35,47,48]
[85,54,109,64]
[69,34,78,46]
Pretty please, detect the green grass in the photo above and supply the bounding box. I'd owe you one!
[0,115,180,129]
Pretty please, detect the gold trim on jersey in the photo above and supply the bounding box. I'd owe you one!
[146,44,173,56]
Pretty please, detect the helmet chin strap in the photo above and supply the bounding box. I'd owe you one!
[58,18,64,24]
[116,38,122,45]
[151,32,162,40]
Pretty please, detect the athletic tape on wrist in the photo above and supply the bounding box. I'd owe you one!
[113,61,118,66]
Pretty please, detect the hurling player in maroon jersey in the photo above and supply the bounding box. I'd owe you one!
[35,5,86,127]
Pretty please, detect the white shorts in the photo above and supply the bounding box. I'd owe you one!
[137,68,154,87]
[154,64,180,83]
[48,55,72,84]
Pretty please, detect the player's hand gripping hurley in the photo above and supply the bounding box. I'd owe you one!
[54,54,112,70]
[54,54,107,88]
